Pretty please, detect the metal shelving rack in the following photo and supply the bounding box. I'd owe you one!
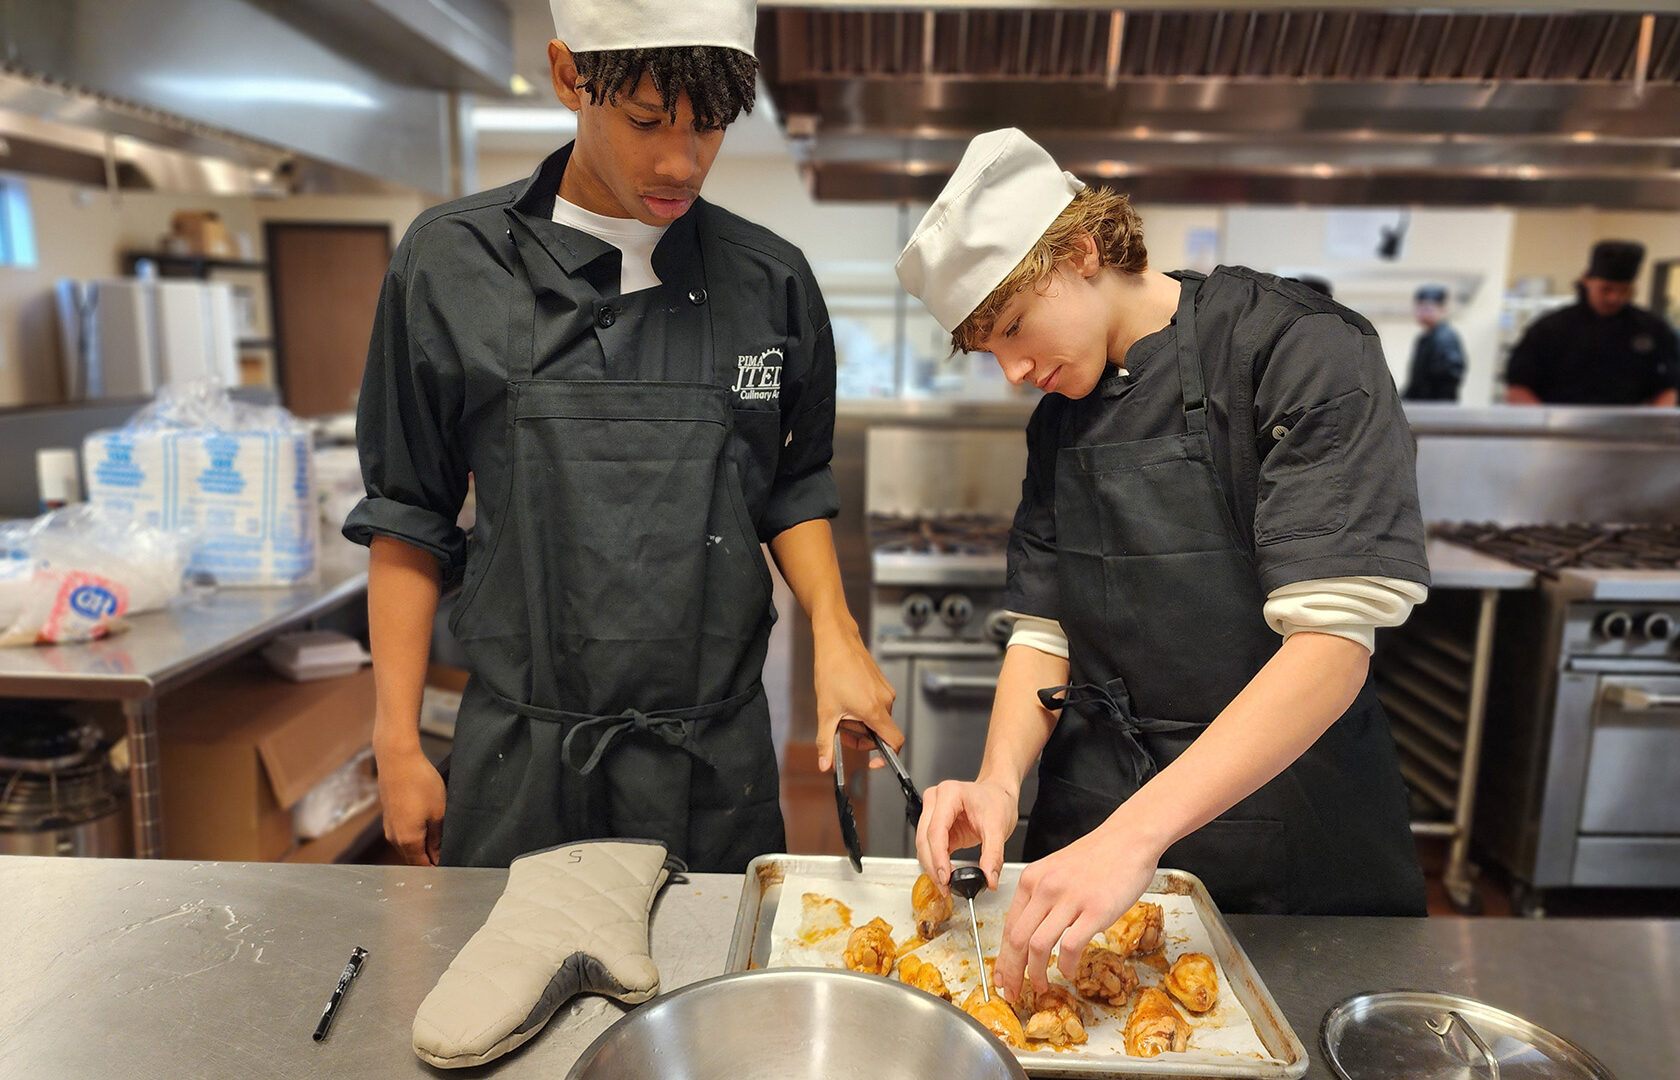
[1374,586,1501,914]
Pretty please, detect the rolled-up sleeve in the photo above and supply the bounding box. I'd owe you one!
[342,230,471,574]
[757,265,840,538]
[1252,313,1430,594]
[1002,400,1061,620]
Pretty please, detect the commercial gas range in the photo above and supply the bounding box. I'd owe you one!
[863,514,1036,859]
[1433,523,1680,911]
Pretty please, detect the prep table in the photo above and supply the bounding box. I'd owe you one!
[0,538,369,859]
[0,855,1670,1080]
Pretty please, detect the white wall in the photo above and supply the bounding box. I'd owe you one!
[0,172,427,408]
[1225,207,1514,406]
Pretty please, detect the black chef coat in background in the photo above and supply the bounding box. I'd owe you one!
[1506,298,1680,405]
[1402,322,1466,401]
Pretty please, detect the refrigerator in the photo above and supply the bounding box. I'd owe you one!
[54,278,240,400]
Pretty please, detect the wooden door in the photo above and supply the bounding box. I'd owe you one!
[266,222,391,418]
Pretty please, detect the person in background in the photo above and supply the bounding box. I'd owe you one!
[898,129,1428,1003]
[1506,240,1679,406]
[345,0,898,873]
[1402,285,1466,402]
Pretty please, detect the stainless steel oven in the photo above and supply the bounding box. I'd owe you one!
[863,516,1036,860]
[1437,524,1680,910]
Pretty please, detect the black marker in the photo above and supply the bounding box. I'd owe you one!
[312,947,369,1042]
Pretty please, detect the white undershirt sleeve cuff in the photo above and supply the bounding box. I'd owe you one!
[1003,612,1070,659]
[1263,576,1428,654]
[1002,577,1424,659]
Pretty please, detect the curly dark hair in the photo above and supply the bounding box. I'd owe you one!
[573,46,757,131]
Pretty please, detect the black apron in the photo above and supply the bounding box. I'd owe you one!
[438,212,785,872]
[1023,275,1425,916]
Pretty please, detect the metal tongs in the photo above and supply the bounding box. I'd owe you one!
[833,726,922,873]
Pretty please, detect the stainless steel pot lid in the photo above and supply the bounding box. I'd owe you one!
[1321,990,1616,1080]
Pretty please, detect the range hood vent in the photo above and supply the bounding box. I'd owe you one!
[758,6,1680,208]
[769,9,1679,84]
[0,0,516,198]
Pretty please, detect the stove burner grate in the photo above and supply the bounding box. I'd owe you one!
[868,514,1014,557]
[1432,522,1680,576]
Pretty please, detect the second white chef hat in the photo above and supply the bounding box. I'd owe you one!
[895,128,1086,334]
[550,0,757,56]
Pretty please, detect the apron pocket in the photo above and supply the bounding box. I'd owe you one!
[1161,818,1289,914]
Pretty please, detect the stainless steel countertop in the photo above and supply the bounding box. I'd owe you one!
[1,855,1671,1080]
[1425,537,1537,591]
[0,538,368,700]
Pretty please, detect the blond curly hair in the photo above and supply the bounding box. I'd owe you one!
[951,186,1148,353]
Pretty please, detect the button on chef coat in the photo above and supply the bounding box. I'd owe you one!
[1506,298,1680,405]
[1005,266,1430,622]
[343,143,840,576]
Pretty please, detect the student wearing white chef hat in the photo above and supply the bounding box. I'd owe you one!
[902,129,1432,1000]
[348,0,899,875]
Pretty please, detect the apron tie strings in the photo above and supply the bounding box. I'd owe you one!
[1038,680,1165,789]
[561,708,718,776]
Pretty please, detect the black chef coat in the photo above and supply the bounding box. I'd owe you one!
[1006,264,1431,620]
[343,143,839,577]
[1402,322,1466,401]
[1506,299,1680,405]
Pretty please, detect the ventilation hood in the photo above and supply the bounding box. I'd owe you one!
[0,0,514,197]
[756,3,1680,208]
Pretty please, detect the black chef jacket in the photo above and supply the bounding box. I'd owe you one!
[1402,322,1466,402]
[343,144,840,578]
[1005,265,1430,619]
[1506,299,1680,405]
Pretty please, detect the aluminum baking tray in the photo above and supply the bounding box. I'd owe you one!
[725,854,1309,1079]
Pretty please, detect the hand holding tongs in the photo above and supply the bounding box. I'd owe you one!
[833,725,922,872]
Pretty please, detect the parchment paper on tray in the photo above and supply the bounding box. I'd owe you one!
[766,865,1277,1067]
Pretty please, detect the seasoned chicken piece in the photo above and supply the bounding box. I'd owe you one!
[842,916,896,976]
[797,892,852,944]
[896,953,951,1001]
[1072,941,1138,1006]
[962,988,1027,1048]
[911,872,954,940]
[1106,901,1164,957]
[1164,952,1219,1013]
[1124,987,1191,1057]
[1016,984,1088,1047]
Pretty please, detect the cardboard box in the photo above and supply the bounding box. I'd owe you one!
[169,210,235,258]
[157,658,375,861]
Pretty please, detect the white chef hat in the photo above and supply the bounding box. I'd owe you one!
[550,0,757,56]
[895,128,1086,334]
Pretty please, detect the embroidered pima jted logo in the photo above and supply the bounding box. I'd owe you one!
[734,347,784,402]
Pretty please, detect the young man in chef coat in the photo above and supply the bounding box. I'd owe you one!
[901,130,1430,1000]
[346,0,899,872]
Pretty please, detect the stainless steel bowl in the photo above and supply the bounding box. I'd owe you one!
[566,968,1027,1080]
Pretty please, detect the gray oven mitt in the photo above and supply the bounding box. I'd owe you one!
[412,839,678,1069]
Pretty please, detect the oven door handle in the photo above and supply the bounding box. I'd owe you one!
[921,671,1001,698]
[1604,685,1680,711]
